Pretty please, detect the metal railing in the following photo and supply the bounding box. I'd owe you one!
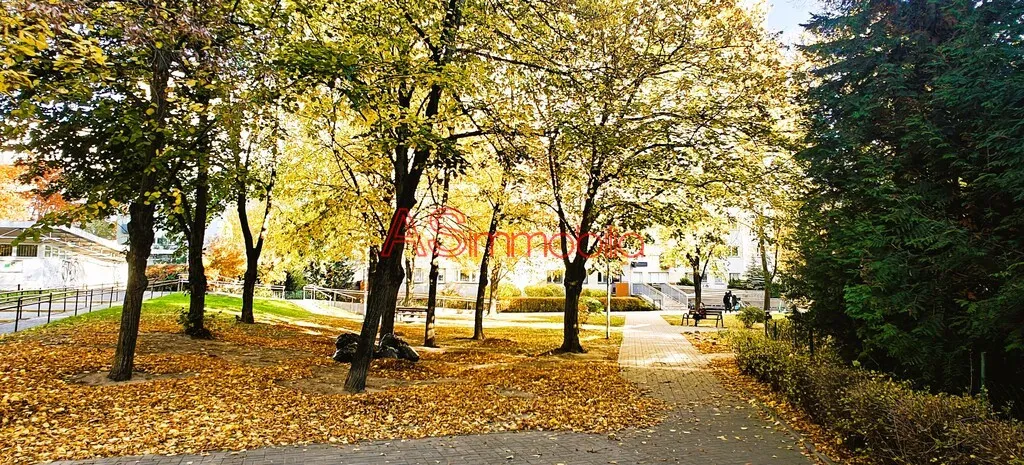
[0,279,180,332]
[301,285,493,315]
[655,283,691,309]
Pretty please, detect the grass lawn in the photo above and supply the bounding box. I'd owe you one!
[0,293,659,464]
[524,313,626,327]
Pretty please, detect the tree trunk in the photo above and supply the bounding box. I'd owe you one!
[472,214,501,340]
[109,201,157,381]
[403,256,414,304]
[183,228,210,338]
[560,261,586,353]
[487,262,501,315]
[380,257,401,337]
[241,258,258,322]
[237,165,275,325]
[182,149,210,338]
[760,236,772,313]
[109,44,168,382]
[345,245,404,393]
[692,267,703,311]
[424,170,450,347]
[424,256,439,347]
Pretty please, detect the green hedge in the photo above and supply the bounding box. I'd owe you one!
[523,283,565,297]
[731,333,1024,465]
[503,296,656,313]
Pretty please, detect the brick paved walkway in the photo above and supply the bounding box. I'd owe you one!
[54,313,816,465]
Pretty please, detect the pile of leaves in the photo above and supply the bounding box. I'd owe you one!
[683,331,732,354]
[0,304,660,464]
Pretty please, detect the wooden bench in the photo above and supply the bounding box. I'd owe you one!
[683,308,724,328]
[396,306,428,320]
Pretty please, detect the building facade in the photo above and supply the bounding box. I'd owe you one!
[0,222,127,290]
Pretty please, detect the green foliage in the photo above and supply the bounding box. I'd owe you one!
[283,270,307,293]
[732,334,1024,465]
[494,282,522,299]
[727,278,751,290]
[791,0,1024,414]
[523,283,565,297]
[736,306,765,329]
[579,296,604,313]
[304,261,355,289]
[677,276,694,286]
[504,297,654,313]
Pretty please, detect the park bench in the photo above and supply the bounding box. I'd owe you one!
[683,307,724,328]
[396,306,428,320]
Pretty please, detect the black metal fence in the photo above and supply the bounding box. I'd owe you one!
[0,279,179,332]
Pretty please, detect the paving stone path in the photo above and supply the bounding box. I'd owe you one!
[54,312,816,465]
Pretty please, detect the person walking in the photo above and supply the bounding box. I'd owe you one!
[723,290,732,312]
[731,293,740,311]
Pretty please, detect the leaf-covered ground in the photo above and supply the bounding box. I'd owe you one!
[0,294,661,464]
[709,358,853,465]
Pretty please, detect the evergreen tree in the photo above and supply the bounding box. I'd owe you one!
[791,0,1024,411]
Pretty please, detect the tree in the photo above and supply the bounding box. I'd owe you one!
[791,0,1024,410]
[1,0,181,381]
[284,0,481,392]
[1,0,263,379]
[486,0,786,352]
[661,208,732,311]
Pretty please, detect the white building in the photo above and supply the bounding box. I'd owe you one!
[394,222,762,298]
[0,222,127,290]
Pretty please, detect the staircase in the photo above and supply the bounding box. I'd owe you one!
[632,283,688,312]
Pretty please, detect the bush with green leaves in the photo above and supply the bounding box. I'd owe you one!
[494,282,522,298]
[736,305,766,328]
[503,297,655,313]
[523,283,565,297]
[731,334,1024,465]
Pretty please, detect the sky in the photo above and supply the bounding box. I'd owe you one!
[763,0,821,46]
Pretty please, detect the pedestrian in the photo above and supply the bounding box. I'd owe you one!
[731,293,740,311]
[723,290,732,312]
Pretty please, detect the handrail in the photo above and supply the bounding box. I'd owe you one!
[632,283,687,310]
[656,283,691,308]
[301,285,493,311]
[0,278,181,332]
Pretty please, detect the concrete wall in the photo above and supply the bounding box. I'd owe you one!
[0,244,126,290]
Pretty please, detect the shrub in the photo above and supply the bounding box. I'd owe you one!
[736,305,765,328]
[523,283,565,297]
[147,264,185,281]
[581,288,608,298]
[731,334,1024,465]
[728,277,751,290]
[678,276,694,286]
[503,297,654,312]
[495,282,522,298]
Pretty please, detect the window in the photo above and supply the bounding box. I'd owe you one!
[459,269,477,283]
[44,245,63,258]
[729,273,741,282]
[436,269,446,283]
[0,244,11,256]
[728,246,740,257]
[413,269,426,283]
[16,245,38,257]
[546,270,564,283]
[597,271,604,284]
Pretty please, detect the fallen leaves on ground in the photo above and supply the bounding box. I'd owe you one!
[708,357,861,465]
[0,305,661,464]
[683,331,732,354]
